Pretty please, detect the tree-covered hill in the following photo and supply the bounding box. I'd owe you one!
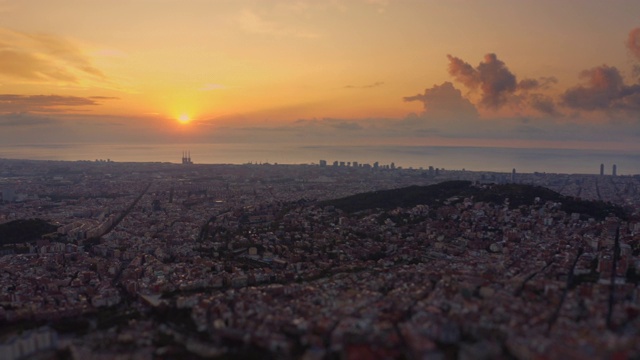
[321,180,471,213]
[321,181,627,220]
[0,219,58,245]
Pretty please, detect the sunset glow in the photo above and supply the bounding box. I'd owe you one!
[177,114,191,124]
[4,2,640,356]
[0,1,639,160]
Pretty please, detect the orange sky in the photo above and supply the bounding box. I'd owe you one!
[1,0,640,150]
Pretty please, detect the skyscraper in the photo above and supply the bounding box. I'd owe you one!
[612,164,617,176]
[600,163,604,176]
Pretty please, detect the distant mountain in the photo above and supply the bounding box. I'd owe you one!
[0,219,58,245]
[321,180,627,220]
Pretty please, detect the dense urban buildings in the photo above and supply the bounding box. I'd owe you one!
[0,158,639,359]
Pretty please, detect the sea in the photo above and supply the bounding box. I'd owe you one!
[1,143,639,175]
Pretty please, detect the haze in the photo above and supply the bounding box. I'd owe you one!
[1,0,640,156]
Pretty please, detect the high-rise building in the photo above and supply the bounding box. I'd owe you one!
[600,163,604,176]
[319,160,327,167]
[613,164,617,176]
[511,168,516,182]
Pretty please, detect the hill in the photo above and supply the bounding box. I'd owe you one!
[0,219,58,245]
[321,181,626,220]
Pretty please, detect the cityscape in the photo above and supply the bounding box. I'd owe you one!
[0,156,639,359]
[3,1,640,359]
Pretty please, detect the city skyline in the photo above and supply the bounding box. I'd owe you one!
[0,158,638,358]
[1,1,640,156]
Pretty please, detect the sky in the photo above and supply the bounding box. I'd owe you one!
[2,0,640,154]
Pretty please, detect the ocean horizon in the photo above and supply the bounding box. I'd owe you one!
[1,143,638,176]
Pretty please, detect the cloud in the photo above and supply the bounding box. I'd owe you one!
[446,55,479,88]
[627,27,640,61]
[344,81,384,89]
[627,28,640,78]
[447,53,518,109]
[0,94,114,113]
[293,118,364,131]
[403,82,478,119]
[0,28,105,84]
[518,76,557,91]
[89,96,119,100]
[0,50,78,82]
[559,28,640,115]
[562,65,640,112]
[517,78,539,91]
[529,94,559,116]
[399,81,589,141]
[445,53,565,116]
[325,119,363,130]
[24,32,105,79]
[633,64,640,79]
[0,112,57,127]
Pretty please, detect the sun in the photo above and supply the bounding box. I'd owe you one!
[177,114,191,124]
